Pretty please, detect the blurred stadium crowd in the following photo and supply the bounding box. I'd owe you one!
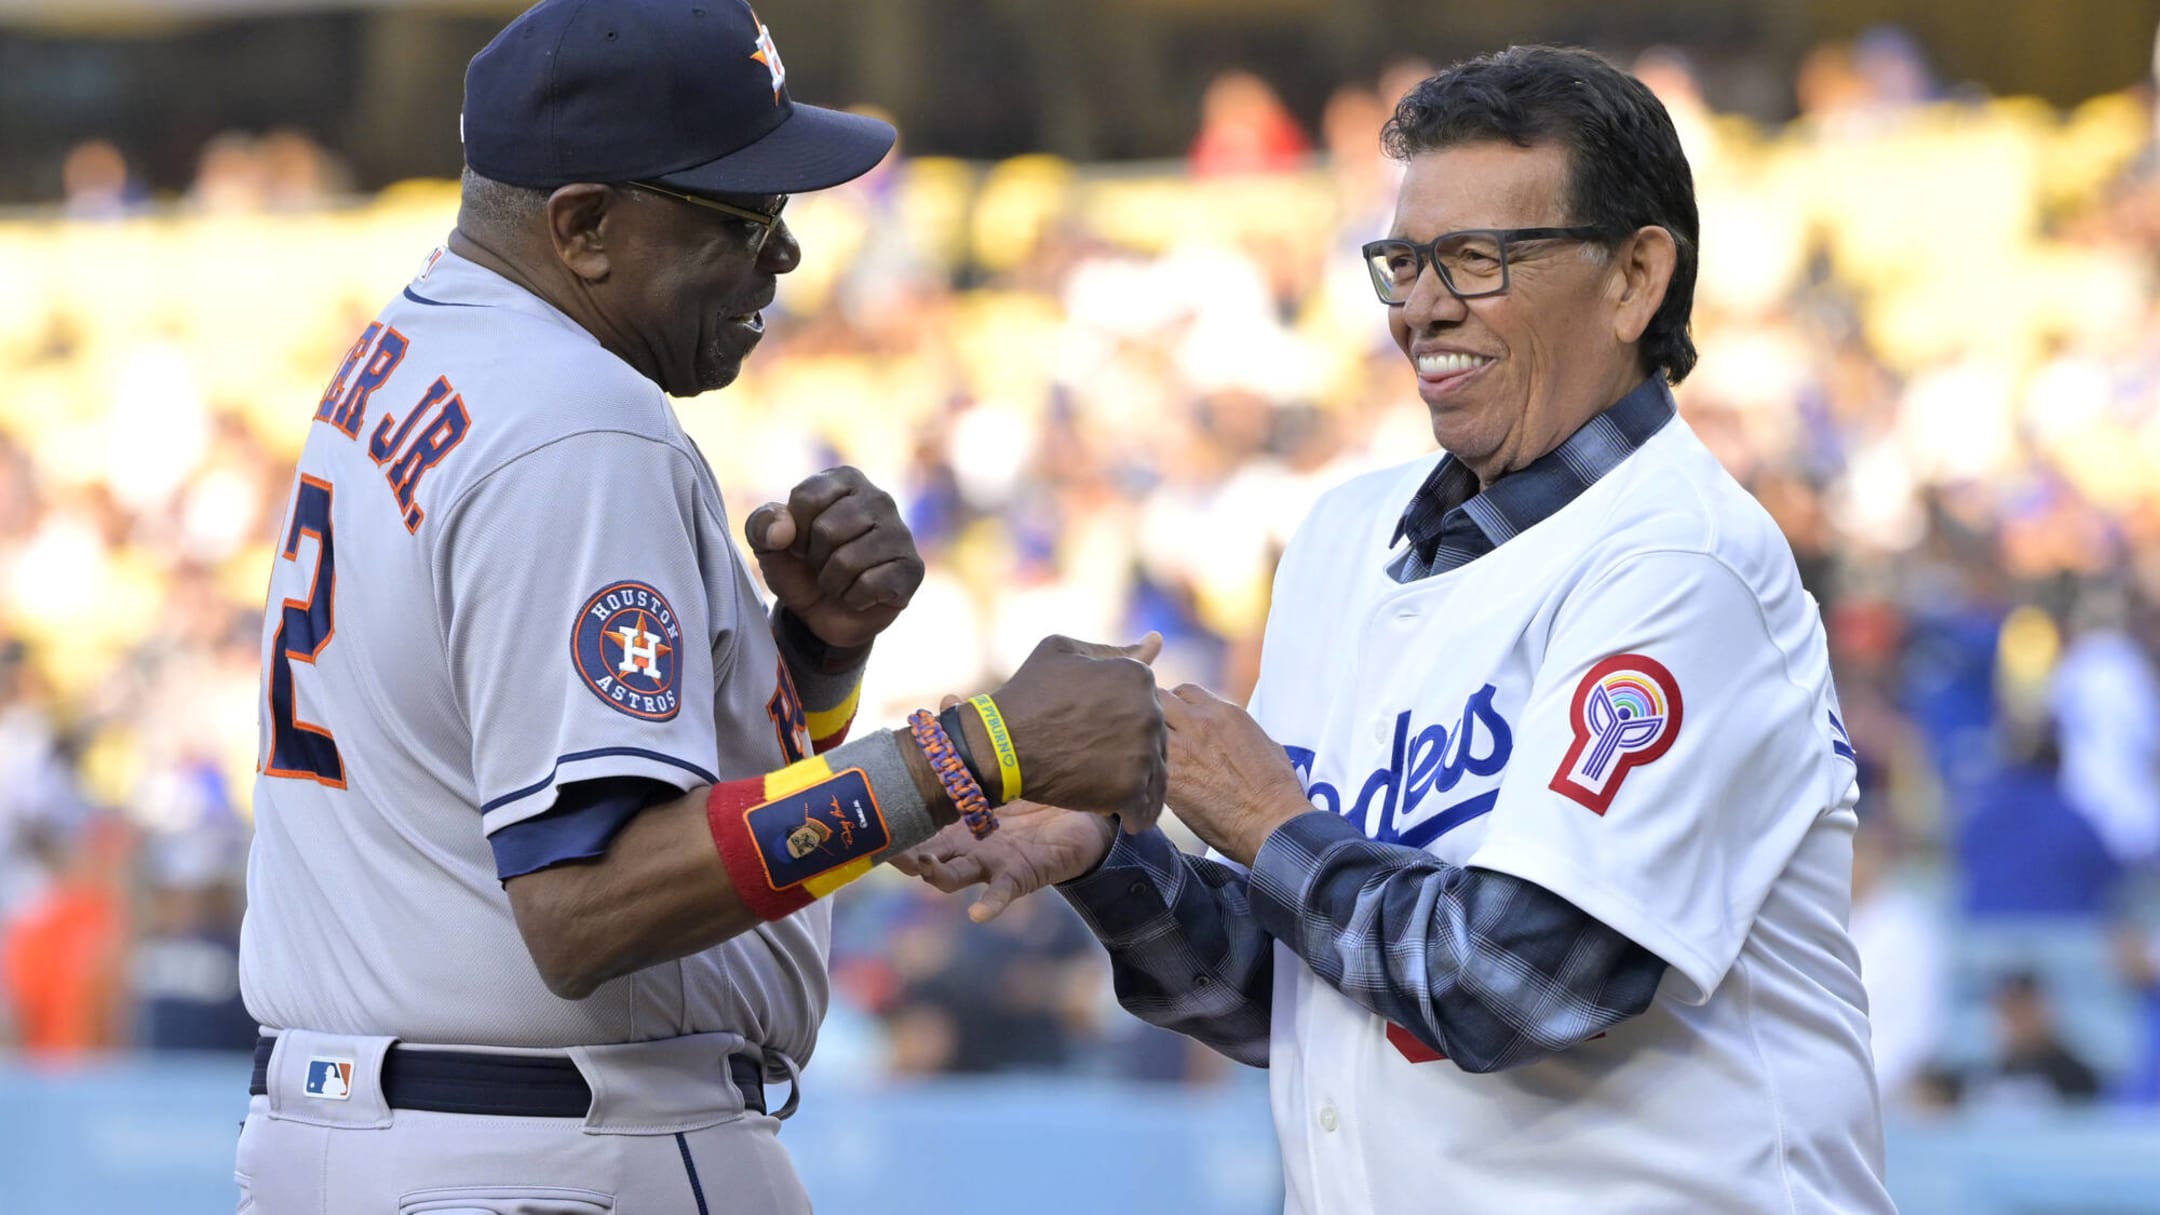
[3,30,2160,1119]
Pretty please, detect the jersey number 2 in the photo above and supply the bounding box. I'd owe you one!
[264,475,345,787]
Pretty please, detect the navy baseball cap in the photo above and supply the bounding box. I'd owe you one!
[462,0,896,195]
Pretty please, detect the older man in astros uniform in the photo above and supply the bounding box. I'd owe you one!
[235,2,1167,1211]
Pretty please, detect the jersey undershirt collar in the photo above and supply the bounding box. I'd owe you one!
[1391,375,1677,581]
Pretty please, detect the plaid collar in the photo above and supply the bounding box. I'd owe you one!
[1390,376,1677,580]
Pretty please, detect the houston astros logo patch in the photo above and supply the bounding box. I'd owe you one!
[1549,654,1682,814]
[572,581,683,720]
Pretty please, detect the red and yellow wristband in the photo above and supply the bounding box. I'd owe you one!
[805,675,861,754]
[708,712,993,922]
[708,752,892,921]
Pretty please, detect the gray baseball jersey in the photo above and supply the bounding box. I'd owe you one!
[239,247,830,1057]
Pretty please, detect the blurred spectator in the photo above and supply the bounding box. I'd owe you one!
[886,894,1100,1075]
[185,127,352,214]
[258,128,352,211]
[2116,924,2160,1105]
[1795,41,1870,133]
[1796,25,1938,139]
[1906,1063,1967,1116]
[130,831,252,1052]
[59,139,140,220]
[1188,71,1309,176]
[1954,713,2121,918]
[1967,972,2103,1109]
[1898,541,2008,797]
[0,818,130,1056]
[2049,589,2160,865]
[0,643,90,923]
[1850,26,1940,112]
[186,131,267,213]
[1631,47,1718,172]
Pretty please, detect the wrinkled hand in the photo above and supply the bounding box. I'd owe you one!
[991,634,1167,831]
[1160,683,1315,865]
[746,467,924,651]
[891,800,1116,923]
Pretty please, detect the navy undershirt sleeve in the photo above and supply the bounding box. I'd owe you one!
[491,776,680,881]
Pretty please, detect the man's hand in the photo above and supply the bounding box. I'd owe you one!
[1160,683,1316,865]
[990,634,1168,831]
[747,467,925,651]
[890,801,1117,923]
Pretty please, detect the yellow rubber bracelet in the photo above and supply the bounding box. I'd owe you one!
[968,693,1023,803]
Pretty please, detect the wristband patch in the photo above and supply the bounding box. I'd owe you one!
[572,581,683,720]
[745,767,890,891]
[1548,654,1683,815]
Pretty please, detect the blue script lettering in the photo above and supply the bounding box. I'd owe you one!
[1285,684,1514,845]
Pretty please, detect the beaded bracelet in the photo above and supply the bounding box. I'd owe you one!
[909,709,998,839]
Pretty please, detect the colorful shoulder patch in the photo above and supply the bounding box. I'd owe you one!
[1548,653,1683,814]
[572,580,683,720]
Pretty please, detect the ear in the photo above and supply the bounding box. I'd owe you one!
[544,183,616,283]
[1608,225,1678,347]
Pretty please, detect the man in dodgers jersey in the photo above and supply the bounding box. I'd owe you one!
[901,47,1893,1213]
[235,1,1169,1211]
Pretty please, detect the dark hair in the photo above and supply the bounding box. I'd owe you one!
[1381,45,1700,383]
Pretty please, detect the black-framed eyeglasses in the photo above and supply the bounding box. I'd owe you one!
[624,180,789,252]
[1361,226,1610,305]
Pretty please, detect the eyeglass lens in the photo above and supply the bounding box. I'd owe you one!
[1367,233,1507,302]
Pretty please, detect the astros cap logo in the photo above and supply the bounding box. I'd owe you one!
[572,580,684,721]
[747,10,786,103]
[1548,653,1683,814]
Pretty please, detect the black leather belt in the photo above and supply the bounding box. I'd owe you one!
[248,1035,765,1118]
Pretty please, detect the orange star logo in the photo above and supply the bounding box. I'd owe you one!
[748,12,786,104]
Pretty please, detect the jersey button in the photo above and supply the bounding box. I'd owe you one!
[1372,716,1391,743]
[1318,1101,1340,1132]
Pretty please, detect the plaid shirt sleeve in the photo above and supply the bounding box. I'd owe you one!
[1062,812,1669,1074]
[1057,827,1278,1067]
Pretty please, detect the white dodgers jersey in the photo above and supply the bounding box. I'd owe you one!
[1247,417,1892,1213]
[240,249,831,1055]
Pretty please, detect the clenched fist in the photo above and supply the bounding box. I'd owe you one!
[747,466,924,651]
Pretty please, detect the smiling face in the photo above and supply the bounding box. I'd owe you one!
[602,187,799,397]
[1385,140,1652,483]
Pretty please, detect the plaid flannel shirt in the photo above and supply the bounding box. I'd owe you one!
[1059,377,1678,1070]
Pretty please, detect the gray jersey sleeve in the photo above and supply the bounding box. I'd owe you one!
[431,430,725,839]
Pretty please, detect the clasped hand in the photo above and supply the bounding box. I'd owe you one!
[893,679,1315,923]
